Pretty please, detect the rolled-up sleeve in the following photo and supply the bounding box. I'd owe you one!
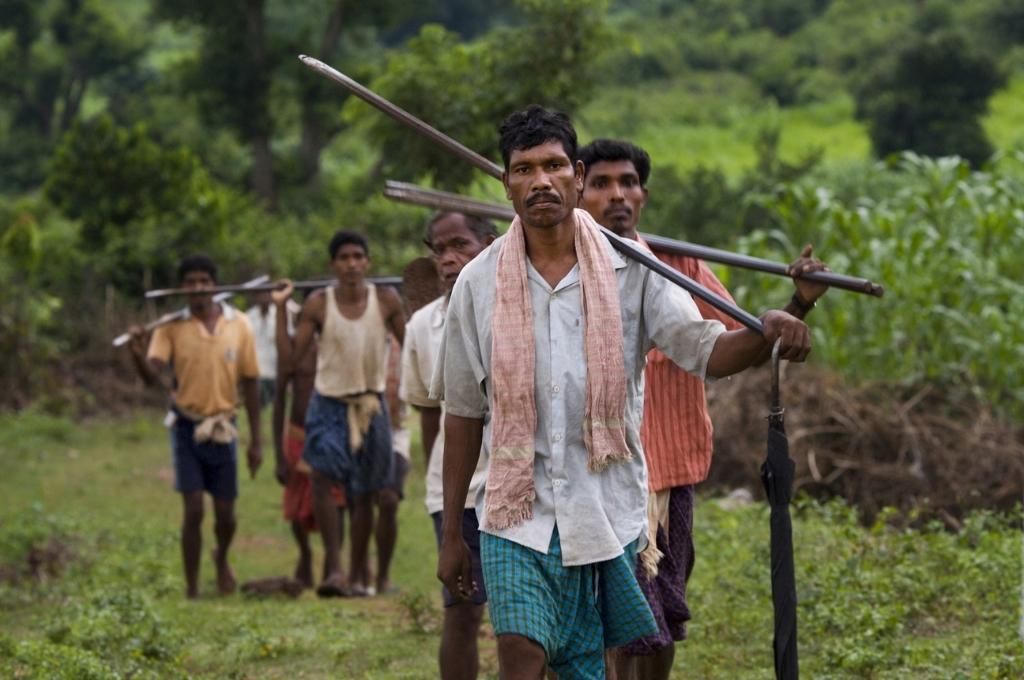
[429,277,488,418]
[643,269,726,381]
[400,327,439,408]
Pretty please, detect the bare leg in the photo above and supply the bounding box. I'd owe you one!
[440,602,485,680]
[633,646,674,680]
[181,491,204,599]
[311,470,345,595]
[375,488,400,593]
[347,493,374,595]
[497,634,547,680]
[291,521,313,588]
[211,497,237,595]
[321,507,346,583]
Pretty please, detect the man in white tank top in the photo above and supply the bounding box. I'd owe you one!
[275,231,406,597]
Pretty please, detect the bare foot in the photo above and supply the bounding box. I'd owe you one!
[294,554,313,589]
[212,548,237,595]
[376,578,399,595]
[316,572,349,598]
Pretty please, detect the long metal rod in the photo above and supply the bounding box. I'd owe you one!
[301,55,765,334]
[641,234,883,297]
[385,181,516,222]
[384,180,884,298]
[113,275,269,346]
[299,55,504,180]
[144,276,402,300]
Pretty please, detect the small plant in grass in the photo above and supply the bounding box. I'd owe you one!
[46,588,185,678]
[0,635,116,680]
[398,589,441,634]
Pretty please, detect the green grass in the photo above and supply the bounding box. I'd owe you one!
[576,73,871,178]
[986,74,1024,153]
[0,411,1021,678]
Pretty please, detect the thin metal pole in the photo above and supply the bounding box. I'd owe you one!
[113,275,270,346]
[383,180,884,297]
[144,276,403,300]
[300,55,766,334]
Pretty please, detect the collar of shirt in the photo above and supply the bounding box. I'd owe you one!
[430,296,447,329]
[182,302,236,321]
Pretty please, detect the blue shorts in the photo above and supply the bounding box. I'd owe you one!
[432,509,487,607]
[303,391,394,498]
[170,413,238,500]
[481,527,656,679]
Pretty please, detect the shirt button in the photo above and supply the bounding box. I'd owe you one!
[553,433,562,442]
[552,479,564,488]
[552,384,560,394]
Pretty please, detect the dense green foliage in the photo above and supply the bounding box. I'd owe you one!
[0,412,1020,678]
[854,30,1004,166]
[717,153,1024,419]
[0,0,1022,419]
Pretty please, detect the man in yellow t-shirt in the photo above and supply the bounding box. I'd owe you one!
[128,254,262,599]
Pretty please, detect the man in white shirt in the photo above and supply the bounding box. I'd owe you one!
[246,289,289,407]
[401,211,497,680]
[433,106,811,679]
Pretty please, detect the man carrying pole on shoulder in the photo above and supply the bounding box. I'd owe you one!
[576,139,829,680]
[275,231,406,597]
[401,211,498,679]
[433,106,812,680]
[128,254,262,599]
[269,289,347,589]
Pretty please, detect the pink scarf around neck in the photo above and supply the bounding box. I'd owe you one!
[485,208,631,530]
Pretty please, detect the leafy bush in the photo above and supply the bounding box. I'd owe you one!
[688,498,1023,677]
[0,636,116,680]
[47,589,185,677]
[854,31,1005,166]
[725,152,1024,419]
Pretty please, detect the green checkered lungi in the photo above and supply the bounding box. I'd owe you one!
[481,525,657,679]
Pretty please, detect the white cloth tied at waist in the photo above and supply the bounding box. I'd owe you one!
[175,406,238,445]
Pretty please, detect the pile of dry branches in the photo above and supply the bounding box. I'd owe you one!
[705,365,1024,525]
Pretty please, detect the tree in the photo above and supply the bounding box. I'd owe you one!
[357,0,611,190]
[854,31,1004,167]
[153,0,277,206]
[45,115,246,292]
[153,0,420,205]
[0,0,144,191]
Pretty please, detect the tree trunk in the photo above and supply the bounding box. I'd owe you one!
[297,1,347,187]
[246,0,277,209]
[250,134,276,210]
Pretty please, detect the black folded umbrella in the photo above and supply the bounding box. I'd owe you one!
[761,340,799,680]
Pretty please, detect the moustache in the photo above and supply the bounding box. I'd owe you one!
[527,193,561,207]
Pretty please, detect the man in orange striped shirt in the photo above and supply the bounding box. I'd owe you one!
[578,139,829,680]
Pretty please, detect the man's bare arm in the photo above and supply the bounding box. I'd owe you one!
[241,376,262,479]
[273,293,294,375]
[705,310,811,378]
[419,406,442,466]
[271,359,290,485]
[380,287,406,346]
[437,414,484,599]
[288,295,322,375]
[127,329,170,389]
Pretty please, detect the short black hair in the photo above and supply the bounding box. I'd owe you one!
[177,254,218,283]
[498,105,577,170]
[328,230,369,259]
[424,211,499,248]
[577,139,652,186]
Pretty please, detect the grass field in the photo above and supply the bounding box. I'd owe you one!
[0,410,1021,679]
[572,71,1024,180]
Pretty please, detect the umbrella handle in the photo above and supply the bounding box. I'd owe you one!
[771,338,784,417]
